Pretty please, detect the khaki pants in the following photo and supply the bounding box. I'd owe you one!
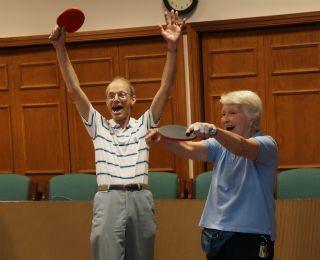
[90,189,157,260]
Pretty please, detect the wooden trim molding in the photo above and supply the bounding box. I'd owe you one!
[0,25,160,48]
[189,11,320,33]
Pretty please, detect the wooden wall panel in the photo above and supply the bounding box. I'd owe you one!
[1,200,320,260]
[19,61,58,90]
[202,31,266,130]
[0,64,9,90]
[8,46,70,189]
[202,30,266,124]
[0,54,15,175]
[0,106,14,173]
[272,93,320,167]
[264,24,320,170]
[209,47,258,78]
[21,103,65,174]
[125,53,165,79]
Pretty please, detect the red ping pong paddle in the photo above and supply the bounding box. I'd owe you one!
[57,7,85,33]
[158,125,196,141]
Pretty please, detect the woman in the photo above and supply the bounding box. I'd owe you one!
[146,90,278,260]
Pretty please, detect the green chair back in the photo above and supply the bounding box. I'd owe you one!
[49,173,97,201]
[195,171,212,199]
[277,168,320,199]
[0,174,31,201]
[148,171,178,199]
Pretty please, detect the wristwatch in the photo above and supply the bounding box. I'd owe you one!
[209,127,217,137]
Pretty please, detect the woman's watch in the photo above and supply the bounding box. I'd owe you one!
[208,126,217,137]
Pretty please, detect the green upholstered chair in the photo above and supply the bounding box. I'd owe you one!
[277,168,320,199]
[46,173,97,201]
[148,171,181,199]
[0,174,36,201]
[195,171,212,199]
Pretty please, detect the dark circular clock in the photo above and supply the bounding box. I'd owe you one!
[163,0,198,15]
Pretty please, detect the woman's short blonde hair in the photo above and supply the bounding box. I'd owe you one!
[220,90,262,130]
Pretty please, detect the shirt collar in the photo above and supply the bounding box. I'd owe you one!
[252,130,262,137]
[110,117,135,130]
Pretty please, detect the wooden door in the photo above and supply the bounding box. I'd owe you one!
[0,45,71,186]
[264,24,320,170]
[0,49,14,173]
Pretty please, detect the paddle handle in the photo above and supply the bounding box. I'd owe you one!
[49,27,61,41]
[186,128,216,137]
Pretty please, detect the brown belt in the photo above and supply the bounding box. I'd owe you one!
[98,183,149,191]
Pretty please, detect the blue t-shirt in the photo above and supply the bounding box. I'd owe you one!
[200,131,278,240]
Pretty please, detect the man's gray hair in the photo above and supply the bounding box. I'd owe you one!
[106,76,135,97]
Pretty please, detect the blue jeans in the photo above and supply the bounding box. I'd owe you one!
[201,228,274,260]
[201,228,235,258]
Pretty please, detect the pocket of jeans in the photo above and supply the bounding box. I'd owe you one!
[201,229,214,255]
[201,228,234,257]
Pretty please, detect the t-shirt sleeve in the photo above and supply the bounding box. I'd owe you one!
[202,138,221,162]
[146,107,159,130]
[81,104,97,139]
[253,135,278,165]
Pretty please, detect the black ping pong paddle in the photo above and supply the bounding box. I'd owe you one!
[158,125,196,141]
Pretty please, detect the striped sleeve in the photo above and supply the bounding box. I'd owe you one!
[81,104,97,139]
[147,107,159,130]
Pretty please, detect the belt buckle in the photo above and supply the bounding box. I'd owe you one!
[126,183,141,191]
[125,184,135,191]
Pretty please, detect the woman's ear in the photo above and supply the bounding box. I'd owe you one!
[249,118,256,127]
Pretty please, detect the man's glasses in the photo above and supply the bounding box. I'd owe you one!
[107,91,129,100]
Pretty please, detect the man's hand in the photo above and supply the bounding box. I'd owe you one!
[186,122,217,139]
[146,129,162,146]
[158,10,186,48]
[49,26,66,49]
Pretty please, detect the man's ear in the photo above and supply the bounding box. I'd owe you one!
[130,95,136,106]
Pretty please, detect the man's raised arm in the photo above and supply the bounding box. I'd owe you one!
[50,26,91,121]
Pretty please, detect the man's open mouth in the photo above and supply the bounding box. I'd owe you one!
[112,105,123,113]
